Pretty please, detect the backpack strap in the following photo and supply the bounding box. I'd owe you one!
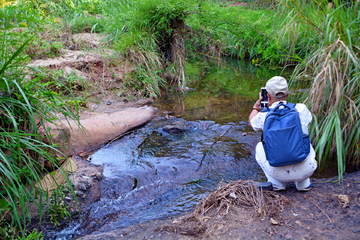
[286,102,296,109]
[261,106,270,113]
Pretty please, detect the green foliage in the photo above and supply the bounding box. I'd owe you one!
[0,219,16,240]
[46,185,71,227]
[0,28,80,237]
[28,0,103,20]
[69,15,105,33]
[280,0,360,179]
[25,229,43,240]
[103,0,194,95]
[185,1,285,65]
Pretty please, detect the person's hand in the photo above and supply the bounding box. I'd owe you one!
[253,97,262,110]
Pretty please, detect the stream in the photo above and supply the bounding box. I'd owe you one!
[54,59,285,239]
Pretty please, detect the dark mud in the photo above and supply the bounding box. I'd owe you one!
[78,171,360,240]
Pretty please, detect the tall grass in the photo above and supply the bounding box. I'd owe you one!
[279,0,360,180]
[103,0,193,93]
[0,27,80,237]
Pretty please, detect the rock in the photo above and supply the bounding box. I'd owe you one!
[78,183,87,191]
[42,107,156,156]
[327,224,335,229]
[270,218,280,225]
[172,121,185,126]
[90,172,102,180]
[64,197,72,202]
[336,194,350,208]
[74,190,84,197]
[163,125,184,133]
[284,233,293,239]
[229,192,237,199]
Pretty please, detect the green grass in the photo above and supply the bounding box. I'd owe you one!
[280,0,360,180]
[0,18,80,239]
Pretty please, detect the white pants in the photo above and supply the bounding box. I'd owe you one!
[255,142,317,190]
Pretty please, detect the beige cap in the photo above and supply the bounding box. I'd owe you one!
[265,76,288,98]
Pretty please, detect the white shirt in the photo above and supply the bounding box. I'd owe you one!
[251,101,312,135]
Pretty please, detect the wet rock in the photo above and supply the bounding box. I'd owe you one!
[198,121,215,130]
[172,121,185,126]
[163,124,184,133]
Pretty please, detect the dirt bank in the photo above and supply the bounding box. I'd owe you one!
[78,171,360,240]
[29,32,159,159]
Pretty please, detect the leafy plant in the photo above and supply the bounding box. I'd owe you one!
[0,27,80,237]
[46,185,71,227]
[25,229,43,240]
[103,0,195,93]
[0,219,16,240]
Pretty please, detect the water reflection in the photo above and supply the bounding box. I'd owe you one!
[56,59,285,239]
[155,59,285,123]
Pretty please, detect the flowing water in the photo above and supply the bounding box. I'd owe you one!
[55,59,286,239]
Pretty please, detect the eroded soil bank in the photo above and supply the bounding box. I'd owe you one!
[78,170,360,240]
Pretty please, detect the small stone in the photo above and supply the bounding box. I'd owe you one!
[229,192,237,199]
[64,197,72,201]
[95,172,102,180]
[163,124,184,133]
[270,218,280,225]
[327,224,335,229]
[78,183,87,191]
[74,190,84,197]
[284,233,293,239]
[336,194,350,208]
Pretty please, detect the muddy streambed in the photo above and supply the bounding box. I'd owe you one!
[53,60,287,239]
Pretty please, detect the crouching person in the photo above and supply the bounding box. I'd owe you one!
[249,76,317,191]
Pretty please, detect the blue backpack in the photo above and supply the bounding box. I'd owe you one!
[261,102,310,167]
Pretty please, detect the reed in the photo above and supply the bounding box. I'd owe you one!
[279,0,360,179]
[0,28,80,237]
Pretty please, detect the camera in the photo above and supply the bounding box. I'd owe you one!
[260,87,269,108]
